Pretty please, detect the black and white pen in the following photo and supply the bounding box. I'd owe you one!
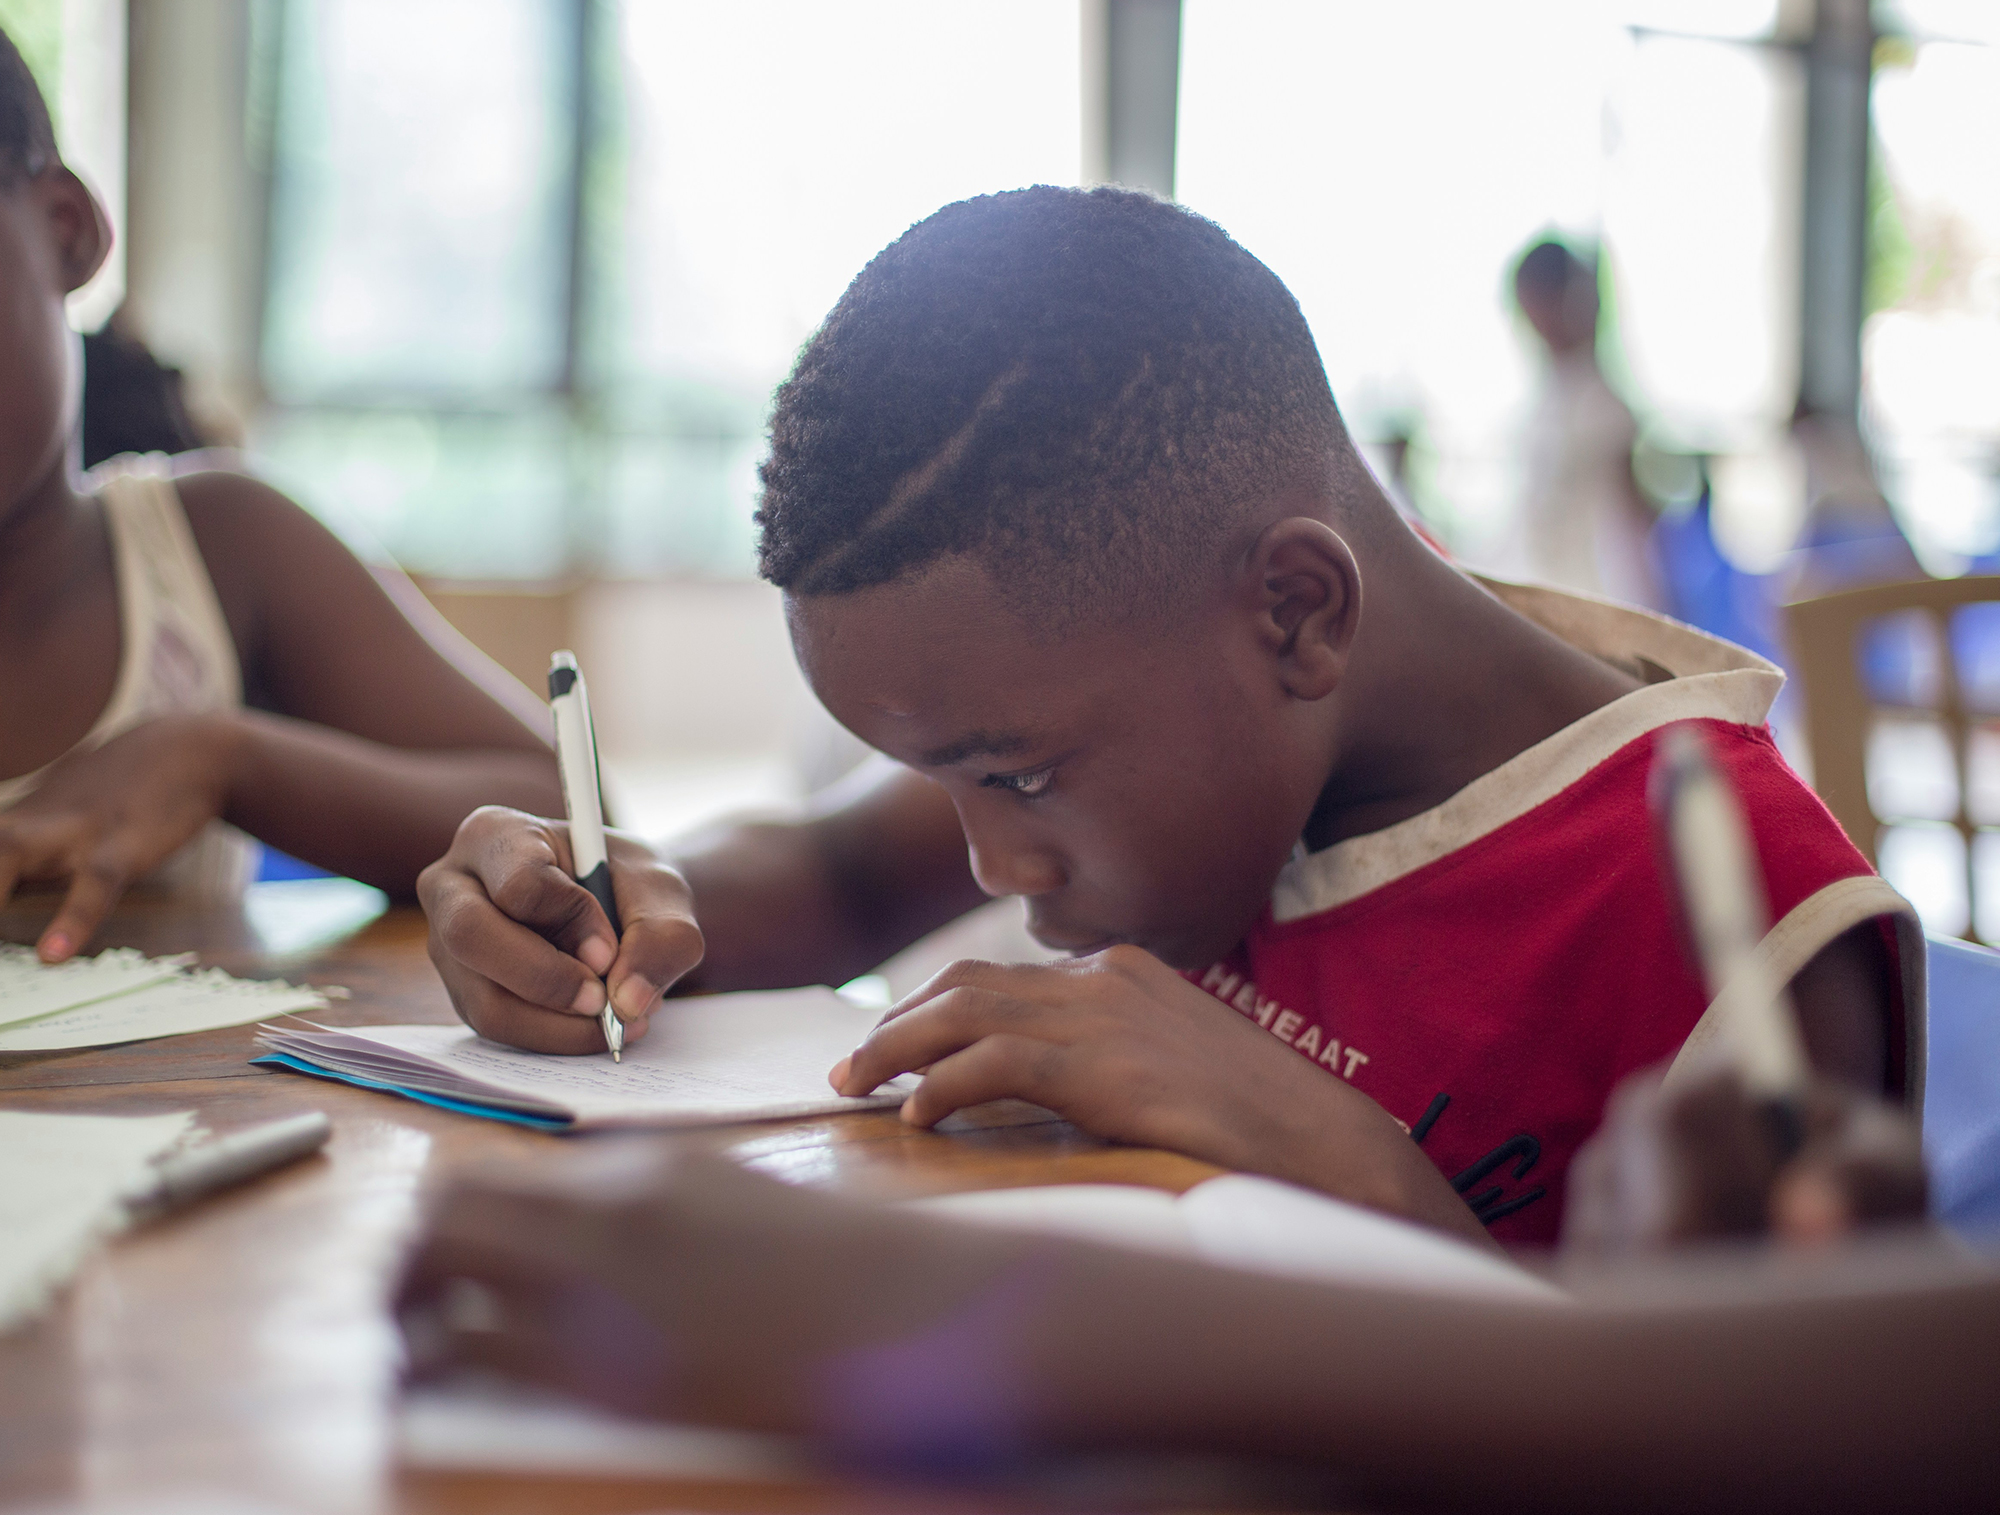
[548,650,624,1062]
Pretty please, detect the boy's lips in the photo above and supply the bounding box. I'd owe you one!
[1026,923,1126,956]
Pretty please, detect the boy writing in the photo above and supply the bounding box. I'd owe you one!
[420,186,1919,1245]
[0,32,564,957]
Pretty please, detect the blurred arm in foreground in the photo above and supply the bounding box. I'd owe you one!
[399,1137,1986,1515]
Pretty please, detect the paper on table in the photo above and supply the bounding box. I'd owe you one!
[0,945,191,1030]
[1179,1175,1563,1300]
[913,1184,1193,1255]
[911,1175,1563,1302]
[256,986,913,1128]
[400,1382,809,1482]
[0,1109,195,1330]
[0,968,330,1053]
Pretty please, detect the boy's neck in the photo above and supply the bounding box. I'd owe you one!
[1302,531,1642,852]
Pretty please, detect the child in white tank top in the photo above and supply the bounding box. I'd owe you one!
[0,457,254,900]
[0,53,565,961]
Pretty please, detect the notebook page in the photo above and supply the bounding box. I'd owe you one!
[1179,1175,1564,1301]
[400,1382,809,1481]
[263,987,911,1127]
[905,1179,1562,1301]
[0,968,329,1052]
[0,945,192,1030]
[0,1110,195,1330]
[909,1184,1194,1256]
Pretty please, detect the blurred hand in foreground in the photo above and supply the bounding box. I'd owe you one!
[395,1148,1044,1449]
[1562,1064,1928,1252]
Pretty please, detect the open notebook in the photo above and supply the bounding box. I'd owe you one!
[254,987,912,1130]
[911,1177,1563,1301]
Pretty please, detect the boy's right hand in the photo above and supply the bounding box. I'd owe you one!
[418,806,704,1054]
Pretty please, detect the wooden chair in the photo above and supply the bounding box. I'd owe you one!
[1784,575,2000,940]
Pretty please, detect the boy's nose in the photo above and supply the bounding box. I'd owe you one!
[962,823,1066,900]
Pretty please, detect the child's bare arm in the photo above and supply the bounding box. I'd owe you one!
[664,758,988,991]
[0,464,565,958]
[417,766,986,1052]
[397,1151,2000,1513]
[175,463,553,757]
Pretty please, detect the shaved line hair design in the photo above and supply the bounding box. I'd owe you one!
[757,185,1370,627]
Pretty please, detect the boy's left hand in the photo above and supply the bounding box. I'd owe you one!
[832,946,1496,1247]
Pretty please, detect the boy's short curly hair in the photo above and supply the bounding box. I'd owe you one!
[756,186,1354,622]
[0,29,57,186]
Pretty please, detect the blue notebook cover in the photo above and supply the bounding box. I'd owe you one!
[251,1052,572,1132]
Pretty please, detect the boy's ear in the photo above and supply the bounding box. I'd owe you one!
[1241,517,1361,701]
[33,167,113,294]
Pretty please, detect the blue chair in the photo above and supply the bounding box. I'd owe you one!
[1925,933,2000,1231]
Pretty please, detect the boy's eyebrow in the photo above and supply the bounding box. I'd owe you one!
[919,730,1035,768]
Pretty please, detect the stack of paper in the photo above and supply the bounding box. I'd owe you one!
[255,986,913,1130]
[0,945,331,1053]
[0,1110,195,1329]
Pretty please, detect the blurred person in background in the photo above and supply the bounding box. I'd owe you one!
[1785,401,1923,599]
[1512,238,1664,611]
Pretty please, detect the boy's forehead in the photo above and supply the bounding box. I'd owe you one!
[790,566,1065,722]
[785,561,1163,757]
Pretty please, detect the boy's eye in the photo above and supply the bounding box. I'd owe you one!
[981,767,1055,798]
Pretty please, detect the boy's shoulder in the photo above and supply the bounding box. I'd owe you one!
[1272,579,1804,925]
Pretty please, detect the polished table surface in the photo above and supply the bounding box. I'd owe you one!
[0,884,1224,1515]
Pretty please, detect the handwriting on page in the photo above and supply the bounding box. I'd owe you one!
[0,946,192,1030]
[347,988,910,1126]
[0,970,328,1053]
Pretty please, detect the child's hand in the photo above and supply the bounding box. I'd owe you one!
[1562,1064,1929,1252]
[417,806,704,1053]
[832,947,1496,1246]
[395,1148,1034,1434]
[0,713,242,960]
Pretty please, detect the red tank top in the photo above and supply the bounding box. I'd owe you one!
[1185,582,1921,1245]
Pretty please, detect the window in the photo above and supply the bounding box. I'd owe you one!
[1177,0,1803,567]
[255,0,1081,579]
[1865,5,2000,571]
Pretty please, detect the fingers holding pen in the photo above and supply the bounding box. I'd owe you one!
[600,833,705,1026]
[420,808,708,1053]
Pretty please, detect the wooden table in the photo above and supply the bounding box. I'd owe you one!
[0,884,1219,1514]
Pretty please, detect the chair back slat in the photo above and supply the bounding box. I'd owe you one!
[1784,576,2000,944]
